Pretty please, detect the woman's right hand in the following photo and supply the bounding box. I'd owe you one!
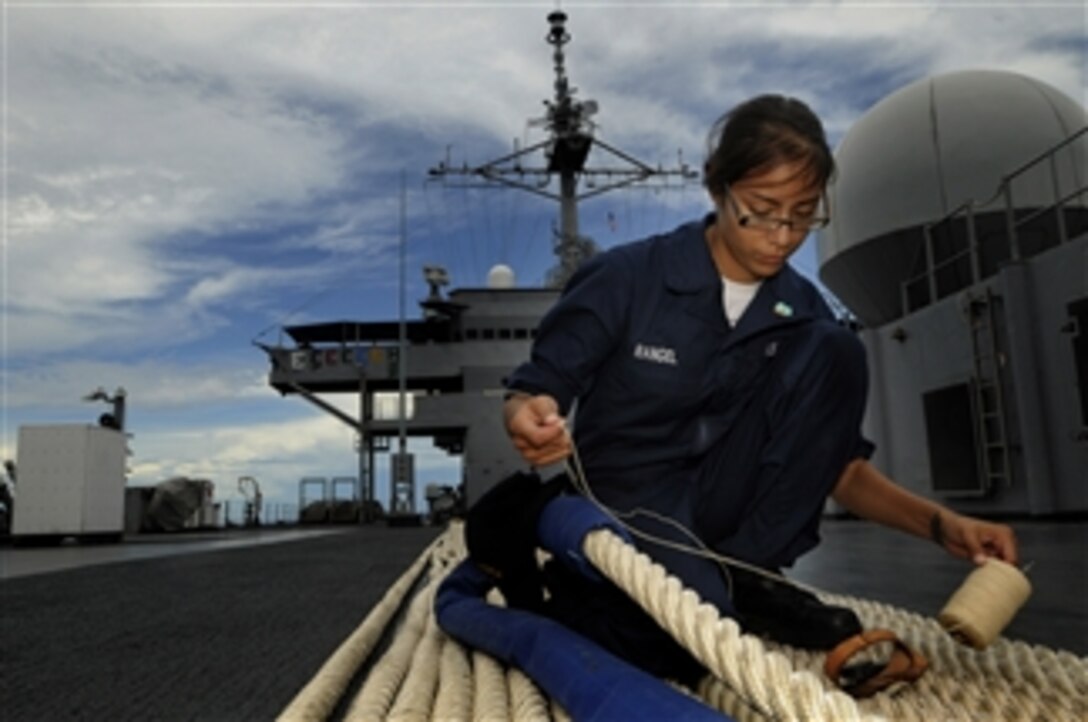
[503,393,571,466]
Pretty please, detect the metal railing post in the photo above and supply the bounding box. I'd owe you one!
[923,224,938,304]
[1003,184,1021,261]
[966,204,981,284]
[1049,153,1069,244]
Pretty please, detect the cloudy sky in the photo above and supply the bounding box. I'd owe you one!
[3,0,1084,514]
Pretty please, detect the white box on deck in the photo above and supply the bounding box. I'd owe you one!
[12,424,127,538]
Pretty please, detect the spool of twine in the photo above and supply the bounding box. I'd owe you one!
[937,558,1032,649]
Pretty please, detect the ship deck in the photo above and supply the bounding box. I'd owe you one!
[1,518,1084,721]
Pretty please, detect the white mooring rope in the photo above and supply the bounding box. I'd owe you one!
[584,527,1088,722]
[345,579,439,720]
[280,523,1088,721]
[433,631,473,720]
[471,649,510,721]
[277,534,442,722]
[508,667,552,721]
[583,527,879,722]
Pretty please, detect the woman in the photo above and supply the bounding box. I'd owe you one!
[499,94,1017,680]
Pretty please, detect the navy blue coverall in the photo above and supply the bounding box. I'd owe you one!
[507,215,874,617]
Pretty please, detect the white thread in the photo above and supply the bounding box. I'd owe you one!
[937,558,1032,649]
[565,433,829,599]
[567,431,1033,644]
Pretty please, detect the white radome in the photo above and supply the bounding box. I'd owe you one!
[487,264,516,289]
[817,69,1086,324]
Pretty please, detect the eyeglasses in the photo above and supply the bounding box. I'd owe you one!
[724,186,830,232]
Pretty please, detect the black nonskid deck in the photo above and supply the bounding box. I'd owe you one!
[1,526,440,722]
[1,518,1083,721]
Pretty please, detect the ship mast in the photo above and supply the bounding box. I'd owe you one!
[429,10,697,288]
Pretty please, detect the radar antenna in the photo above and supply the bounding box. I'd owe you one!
[83,386,127,431]
[429,10,697,288]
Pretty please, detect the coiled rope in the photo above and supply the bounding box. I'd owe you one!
[584,527,1088,721]
[280,522,1087,721]
[343,531,465,721]
[344,582,439,721]
[583,528,879,722]
[471,648,510,720]
[281,524,567,722]
[507,668,552,721]
[277,534,442,722]
[433,630,473,720]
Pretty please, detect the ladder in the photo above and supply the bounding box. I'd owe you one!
[967,288,1011,492]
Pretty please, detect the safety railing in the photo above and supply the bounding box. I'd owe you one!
[220,500,299,527]
[900,126,1087,316]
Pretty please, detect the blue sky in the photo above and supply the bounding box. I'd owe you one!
[3,1,1085,512]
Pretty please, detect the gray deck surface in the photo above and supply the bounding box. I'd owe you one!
[1,518,1084,721]
[790,518,1087,656]
[2,525,440,722]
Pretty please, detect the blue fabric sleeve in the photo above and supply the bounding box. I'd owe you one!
[506,250,631,414]
[535,495,632,582]
[435,559,730,722]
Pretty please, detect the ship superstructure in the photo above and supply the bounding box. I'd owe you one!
[818,70,1087,513]
[261,11,694,512]
[264,20,1088,519]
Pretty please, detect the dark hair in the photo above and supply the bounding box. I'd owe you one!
[703,94,834,195]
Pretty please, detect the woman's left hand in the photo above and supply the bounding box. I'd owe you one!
[934,511,1019,566]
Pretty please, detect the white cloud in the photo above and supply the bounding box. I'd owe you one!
[125,396,459,510]
[127,413,354,491]
[3,358,268,410]
[5,7,361,355]
[183,264,325,309]
[2,1,1082,508]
